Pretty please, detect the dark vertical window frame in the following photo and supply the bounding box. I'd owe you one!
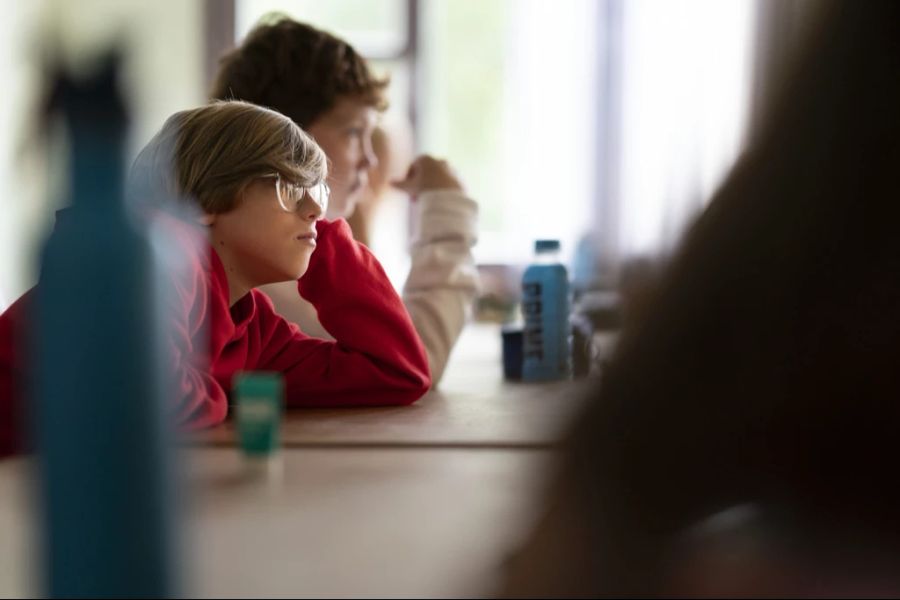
[593,0,624,285]
[404,0,420,148]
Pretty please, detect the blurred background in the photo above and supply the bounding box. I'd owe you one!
[0,0,816,312]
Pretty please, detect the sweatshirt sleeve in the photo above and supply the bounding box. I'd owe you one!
[403,190,480,386]
[152,215,230,431]
[162,265,229,431]
[250,218,431,406]
[0,292,30,457]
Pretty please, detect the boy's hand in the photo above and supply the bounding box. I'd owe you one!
[392,155,464,199]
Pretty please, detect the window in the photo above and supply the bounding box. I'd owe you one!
[420,0,601,267]
[232,0,757,279]
[236,0,602,269]
[614,0,756,261]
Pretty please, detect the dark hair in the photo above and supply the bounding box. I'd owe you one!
[210,14,389,128]
[503,1,900,596]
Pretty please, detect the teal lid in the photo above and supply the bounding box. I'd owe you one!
[233,372,283,456]
[535,239,561,253]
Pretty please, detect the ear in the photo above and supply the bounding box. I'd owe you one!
[199,212,216,226]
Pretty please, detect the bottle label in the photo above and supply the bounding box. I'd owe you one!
[522,282,544,361]
[521,266,572,381]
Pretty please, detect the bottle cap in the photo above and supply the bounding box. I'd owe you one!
[535,239,561,253]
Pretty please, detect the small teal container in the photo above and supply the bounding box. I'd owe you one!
[234,372,283,456]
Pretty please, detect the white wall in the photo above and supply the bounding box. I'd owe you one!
[0,0,206,306]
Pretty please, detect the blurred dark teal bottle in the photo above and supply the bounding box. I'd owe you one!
[32,56,176,598]
[522,240,572,381]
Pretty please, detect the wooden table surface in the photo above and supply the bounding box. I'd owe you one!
[0,447,556,598]
[0,323,600,597]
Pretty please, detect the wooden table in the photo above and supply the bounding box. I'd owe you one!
[0,324,598,597]
[0,448,555,598]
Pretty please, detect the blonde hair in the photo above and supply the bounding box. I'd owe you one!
[130,100,327,213]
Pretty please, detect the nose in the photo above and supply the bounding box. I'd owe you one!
[300,192,325,221]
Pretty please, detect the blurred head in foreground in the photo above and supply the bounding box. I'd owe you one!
[502,1,900,596]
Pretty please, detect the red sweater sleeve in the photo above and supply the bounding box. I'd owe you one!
[0,293,30,457]
[154,215,230,430]
[249,219,431,406]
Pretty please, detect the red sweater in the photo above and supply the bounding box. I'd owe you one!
[0,216,431,457]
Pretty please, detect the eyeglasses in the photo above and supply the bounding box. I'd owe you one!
[261,173,329,215]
